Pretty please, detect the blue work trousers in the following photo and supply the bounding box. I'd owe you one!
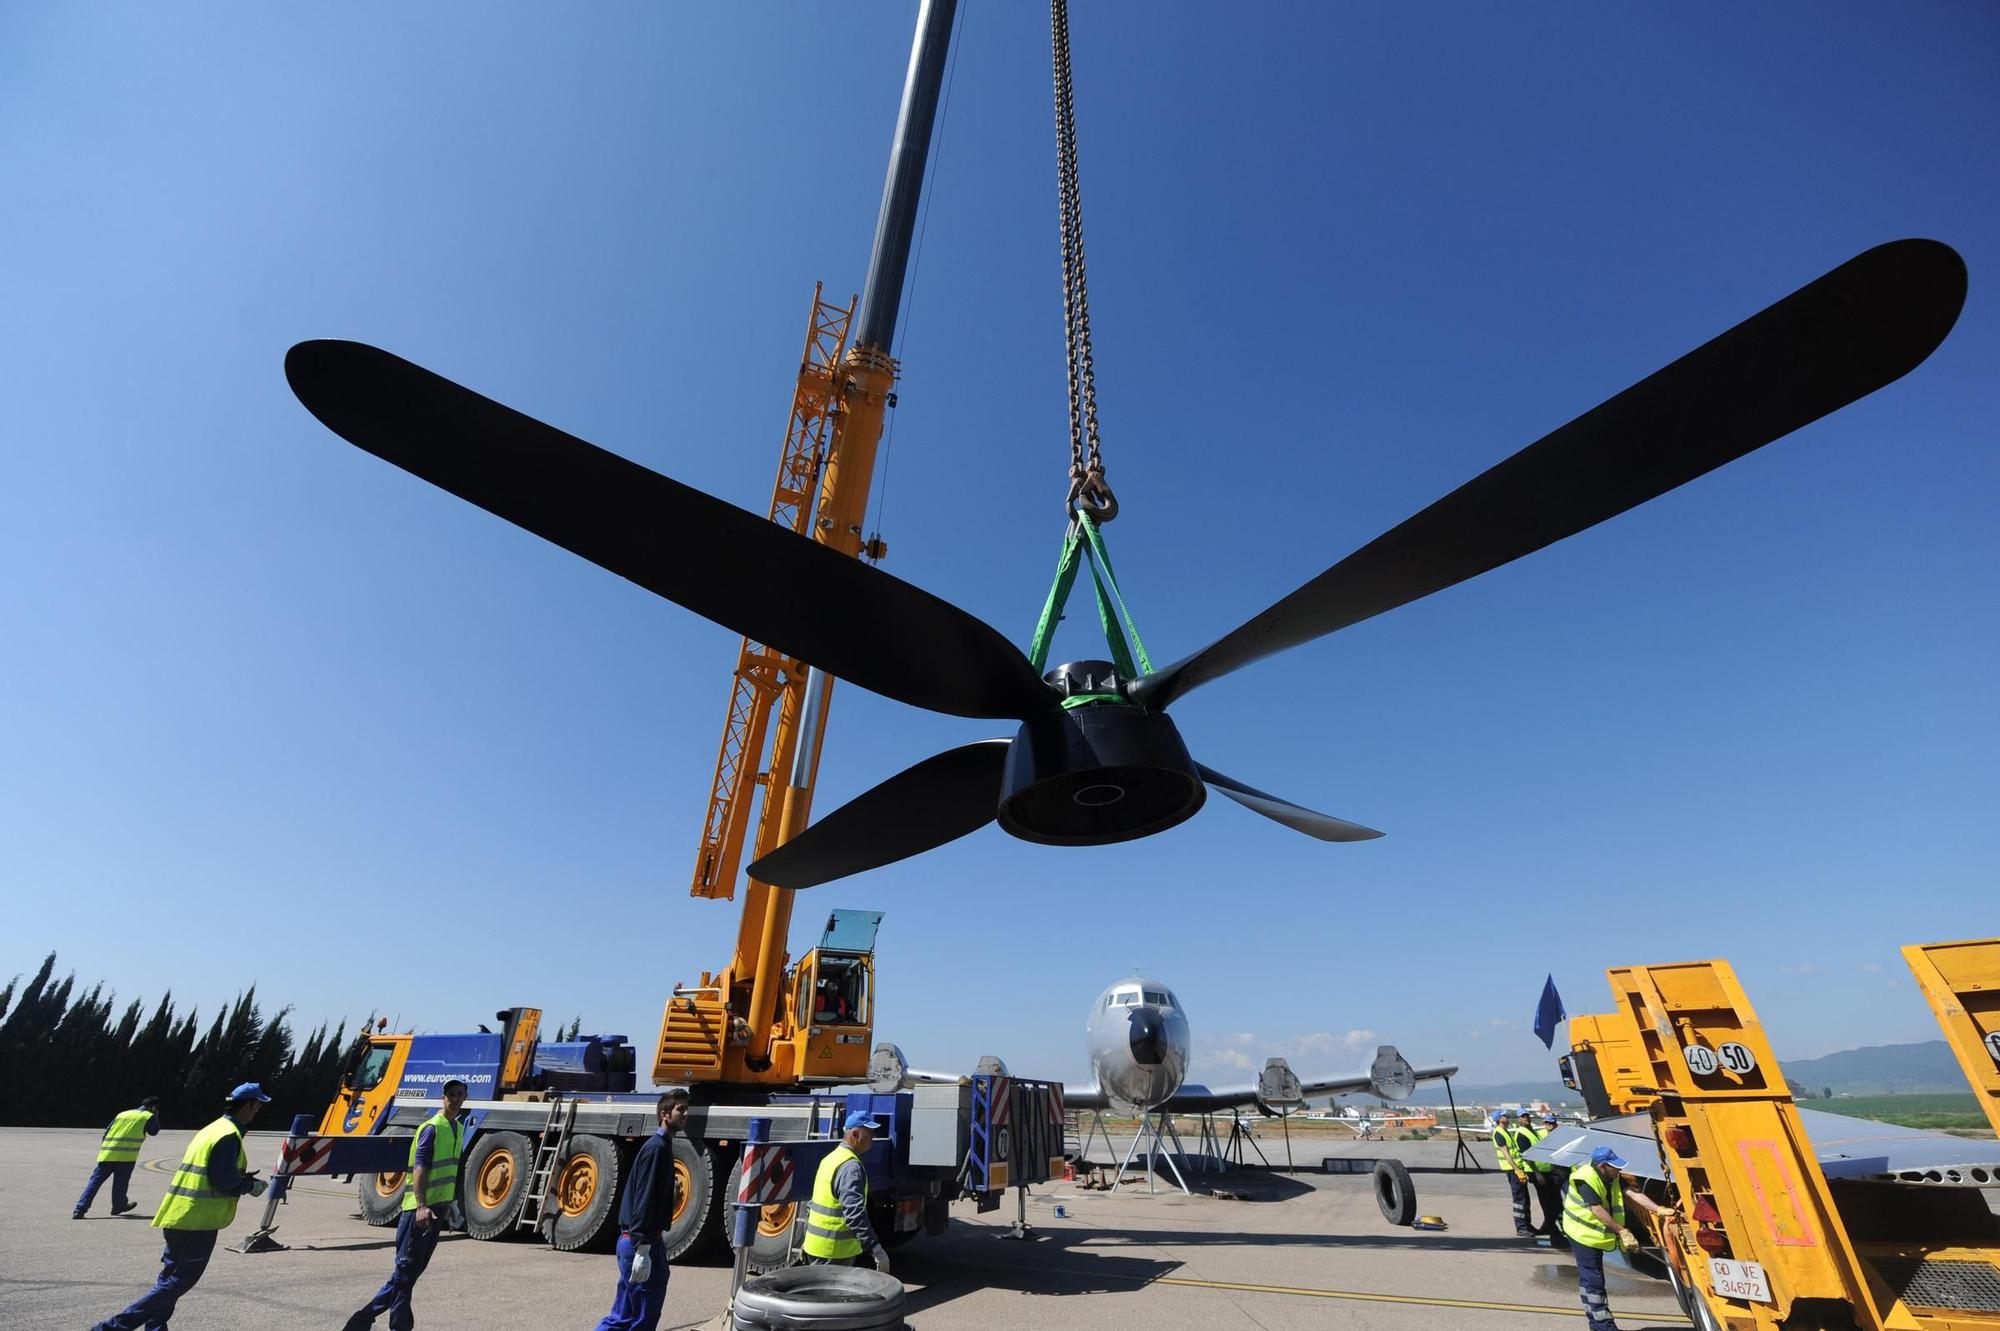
[360,1210,442,1330]
[1505,1170,1533,1232]
[1573,1243,1618,1330]
[593,1232,669,1331]
[76,1160,138,1215]
[92,1226,217,1331]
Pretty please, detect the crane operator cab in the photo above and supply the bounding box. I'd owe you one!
[790,910,881,1083]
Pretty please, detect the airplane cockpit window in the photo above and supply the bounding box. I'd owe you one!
[1110,988,1140,1007]
[1143,989,1168,1006]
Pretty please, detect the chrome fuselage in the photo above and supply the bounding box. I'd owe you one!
[1086,976,1191,1114]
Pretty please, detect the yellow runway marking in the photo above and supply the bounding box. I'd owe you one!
[1153,1273,1692,1322]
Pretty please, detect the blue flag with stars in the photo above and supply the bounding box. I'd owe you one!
[1533,974,1566,1049]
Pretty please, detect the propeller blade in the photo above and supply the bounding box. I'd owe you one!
[747,740,1011,889]
[286,340,1053,722]
[1198,764,1383,842]
[1134,239,1967,710]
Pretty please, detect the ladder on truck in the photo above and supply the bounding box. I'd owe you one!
[516,1096,579,1238]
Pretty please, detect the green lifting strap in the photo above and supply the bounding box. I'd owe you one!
[1025,513,1154,693]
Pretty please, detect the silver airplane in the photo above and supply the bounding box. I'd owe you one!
[1051,976,1457,1193]
[1061,976,1458,1117]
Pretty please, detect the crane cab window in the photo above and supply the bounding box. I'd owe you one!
[811,956,868,1026]
[349,1043,394,1092]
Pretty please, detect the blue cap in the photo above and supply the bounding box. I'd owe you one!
[1541,1114,1560,1124]
[1590,1146,1627,1169]
[842,1110,882,1132]
[228,1082,272,1103]
[1494,1107,1515,1117]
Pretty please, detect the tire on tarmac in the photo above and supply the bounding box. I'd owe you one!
[548,1134,623,1252]
[1373,1157,1418,1226]
[661,1135,728,1263]
[723,1152,800,1271]
[356,1128,414,1227]
[733,1265,904,1331]
[461,1131,534,1240]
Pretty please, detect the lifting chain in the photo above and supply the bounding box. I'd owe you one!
[1051,0,1117,525]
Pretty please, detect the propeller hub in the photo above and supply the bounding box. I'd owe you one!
[997,678,1205,846]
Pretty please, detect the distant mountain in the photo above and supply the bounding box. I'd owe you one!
[1777,1040,1966,1096]
[1319,1041,1967,1110]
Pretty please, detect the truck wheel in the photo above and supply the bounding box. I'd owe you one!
[662,1136,726,1263]
[548,1134,622,1252]
[1373,1158,1417,1226]
[356,1128,413,1228]
[462,1132,534,1240]
[723,1152,800,1271]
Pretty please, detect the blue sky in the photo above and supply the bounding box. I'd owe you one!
[4,4,1994,1089]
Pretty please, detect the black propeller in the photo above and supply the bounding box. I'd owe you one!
[287,239,1966,889]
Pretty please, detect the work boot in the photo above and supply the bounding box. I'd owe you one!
[111,1201,139,1215]
[340,1310,373,1331]
[71,1211,85,1220]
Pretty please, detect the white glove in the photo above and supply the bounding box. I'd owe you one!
[871,1245,892,1277]
[247,1177,269,1198]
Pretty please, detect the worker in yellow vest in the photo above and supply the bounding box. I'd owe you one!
[1561,1145,1673,1331]
[1526,1112,1570,1250]
[343,1078,468,1331]
[90,1081,270,1331]
[801,1109,892,1274]
[74,1095,162,1219]
[1489,1108,1534,1237]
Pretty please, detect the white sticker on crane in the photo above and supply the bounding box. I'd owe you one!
[1708,1257,1772,1303]
[1717,1042,1758,1075]
[1984,1031,2000,1066]
[1683,1045,1719,1076]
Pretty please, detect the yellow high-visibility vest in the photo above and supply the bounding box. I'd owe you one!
[1491,1124,1522,1171]
[98,1108,154,1164]
[153,1116,248,1231]
[801,1144,866,1260]
[1560,1162,1627,1251]
[403,1112,464,1210]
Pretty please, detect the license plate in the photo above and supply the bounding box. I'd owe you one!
[1708,1257,1772,1303]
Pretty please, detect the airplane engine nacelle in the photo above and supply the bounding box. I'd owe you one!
[1369,1045,1417,1101]
[998,662,1205,846]
[1257,1057,1304,1113]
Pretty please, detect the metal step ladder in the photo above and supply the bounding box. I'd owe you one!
[515,1096,578,1238]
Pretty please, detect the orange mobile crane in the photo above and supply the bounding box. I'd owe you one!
[653,0,958,1095]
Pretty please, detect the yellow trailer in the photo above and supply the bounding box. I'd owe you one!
[1544,941,2000,1330]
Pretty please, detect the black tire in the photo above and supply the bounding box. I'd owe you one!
[461,1131,534,1240]
[1373,1158,1417,1226]
[734,1266,904,1331]
[548,1134,622,1252]
[356,1129,413,1227]
[723,1152,800,1271]
[663,1135,727,1264]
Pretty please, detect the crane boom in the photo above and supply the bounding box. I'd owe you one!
[657,0,960,1089]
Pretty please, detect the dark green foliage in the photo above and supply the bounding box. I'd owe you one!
[0,953,351,1131]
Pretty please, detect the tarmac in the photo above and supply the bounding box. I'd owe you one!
[1,1126,1691,1330]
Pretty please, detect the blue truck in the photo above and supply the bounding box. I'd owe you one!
[272,1008,1063,1266]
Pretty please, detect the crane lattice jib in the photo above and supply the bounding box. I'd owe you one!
[690,286,855,903]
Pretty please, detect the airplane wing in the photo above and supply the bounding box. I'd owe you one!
[1524,1109,2000,1187]
[1064,1081,1109,1112]
[1106,1050,1459,1116]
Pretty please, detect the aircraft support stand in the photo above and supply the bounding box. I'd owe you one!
[1442,1076,1481,1173]
[1075,1110,1114,1170]
[1112,1111,1191,1195]
[1225,1110,1270,1168]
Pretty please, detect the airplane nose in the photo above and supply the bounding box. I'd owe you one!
[1128,1010,1166,1067]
